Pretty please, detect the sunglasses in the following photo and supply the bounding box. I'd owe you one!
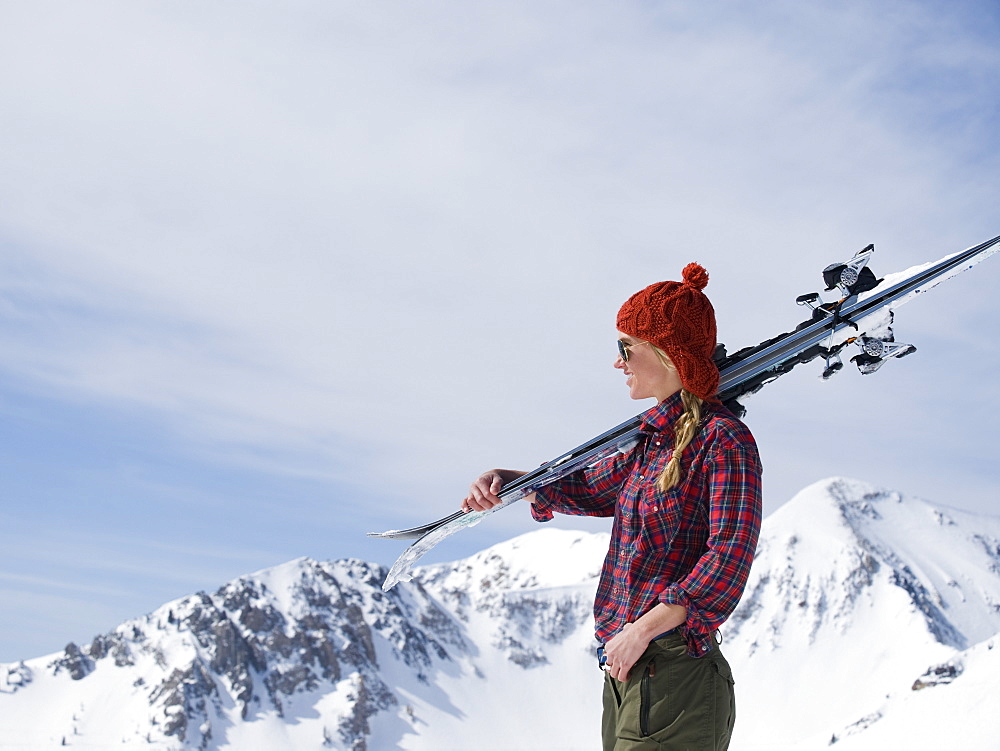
[617,338,650,363]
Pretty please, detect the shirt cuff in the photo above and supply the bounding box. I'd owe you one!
[529,487,556,522]
[659,586,702,634]
[660,586,716,655]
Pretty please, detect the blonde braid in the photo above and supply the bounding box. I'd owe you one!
[657,389,704,492]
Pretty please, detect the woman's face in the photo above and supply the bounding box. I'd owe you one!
[614,332,683,402]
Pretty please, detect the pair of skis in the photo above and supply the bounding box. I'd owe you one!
[371,235,1000,591]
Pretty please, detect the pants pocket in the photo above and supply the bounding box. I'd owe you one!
[611,648,735,750]
[605,656,669,751]
[710,654,736,745]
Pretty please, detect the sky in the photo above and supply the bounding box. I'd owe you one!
[1,0,999,663]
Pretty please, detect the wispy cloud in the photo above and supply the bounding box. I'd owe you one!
[0,571,128,598]
[1,0,998,661]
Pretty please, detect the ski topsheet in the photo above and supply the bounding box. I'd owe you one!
[371,235,1000,590]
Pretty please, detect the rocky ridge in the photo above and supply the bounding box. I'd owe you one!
[0,530,601,750]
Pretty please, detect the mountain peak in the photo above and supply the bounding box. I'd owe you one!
[722,477,1000,747]
[731,476,1000,653]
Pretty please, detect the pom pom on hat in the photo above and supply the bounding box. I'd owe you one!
[616,263,719,400]
[682,262,709,291]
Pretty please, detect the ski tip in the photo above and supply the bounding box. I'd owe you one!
[368,529,413,539]
[381,570,412,591]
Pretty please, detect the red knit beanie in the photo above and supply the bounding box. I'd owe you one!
[616,263,719,400]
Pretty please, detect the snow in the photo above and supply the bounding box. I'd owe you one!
[1,478,999,750]
[826,635,1000,750]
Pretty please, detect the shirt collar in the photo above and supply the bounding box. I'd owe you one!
[639,391,686,435]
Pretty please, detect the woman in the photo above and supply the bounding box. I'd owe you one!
[463,263,762,751]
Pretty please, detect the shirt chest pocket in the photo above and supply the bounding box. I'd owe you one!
[635,484,683,554]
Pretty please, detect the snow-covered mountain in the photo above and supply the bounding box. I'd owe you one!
[724,477,1000,750]
[2,477,999,750]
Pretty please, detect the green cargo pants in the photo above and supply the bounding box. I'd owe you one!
[601,632,735,751]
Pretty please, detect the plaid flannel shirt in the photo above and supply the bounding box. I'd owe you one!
[531,392,763,657]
